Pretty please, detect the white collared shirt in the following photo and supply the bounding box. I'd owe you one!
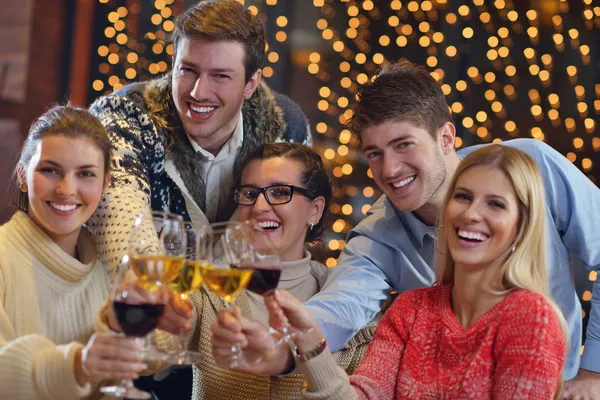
[186,111,244,223]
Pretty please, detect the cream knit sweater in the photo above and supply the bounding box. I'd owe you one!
[0,211,111,399]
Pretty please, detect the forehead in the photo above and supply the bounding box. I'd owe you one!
[455,165,516,198]
[361,119,434,149]
[32,136,104,166]
[175,37,245,70]
[241,157,304,186]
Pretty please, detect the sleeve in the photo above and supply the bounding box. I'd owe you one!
[87,95,162,270]
[0,274,91,399]
[301,292,416,400]
[531,141,600,372]
[304,230,394,352]
[492,293,566,399]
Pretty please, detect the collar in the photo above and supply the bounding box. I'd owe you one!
[187,110,244,161]
[279,250,312,283]
[388,197,437,247]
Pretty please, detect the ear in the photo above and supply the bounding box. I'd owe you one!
[438,122,456,155]
[243,69,262,100]
[103,171,111,191]
[309,196,326,228]
[16,164,27,192]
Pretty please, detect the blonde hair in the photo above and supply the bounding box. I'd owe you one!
[435,145,567,396]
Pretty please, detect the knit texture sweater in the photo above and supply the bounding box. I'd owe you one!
[0,211,111,399]
[151,256,377,400]
[300,284,566,400]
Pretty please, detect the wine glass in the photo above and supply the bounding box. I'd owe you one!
[166,223,206,364]
[197,221,258,368]
[237,222,310,346]
[128,211,187,360]
[99,273,168,399]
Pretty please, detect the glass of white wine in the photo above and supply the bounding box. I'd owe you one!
[167,223,206,365]
[197,221,258,368]
[128,211,187,360]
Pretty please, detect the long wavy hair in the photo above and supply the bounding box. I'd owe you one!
[435,145,567,396]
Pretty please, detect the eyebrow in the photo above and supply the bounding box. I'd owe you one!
[362,135,413,152]
[240,182,293,188]
[40,160,100,169]
[454,186,509,202]
[178,60,236,74]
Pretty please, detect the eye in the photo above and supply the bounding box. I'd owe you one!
[489,201,505,209]
[179,66,194,73]
[365,151,381,160]
[240,188,258,200]
[79,171,97,178]
[39,167,58,174]
[453,192,471,201]
[268,187,291,199]
[395,141,413,150]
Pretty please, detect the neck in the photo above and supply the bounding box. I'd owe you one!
[280,246,307,262]
[414,153,461,226]
[451,263,504,328]
[27,210,81,259]
[193,111,241,156]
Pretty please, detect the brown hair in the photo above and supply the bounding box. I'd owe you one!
[349,59,452,140]
[15,105,111,212]
[173,0,265,82]
[239,142,333,244]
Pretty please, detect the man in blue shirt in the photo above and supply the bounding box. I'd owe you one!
[212,60,599,397]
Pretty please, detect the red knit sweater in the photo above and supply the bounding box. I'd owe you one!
[348,284,565,399]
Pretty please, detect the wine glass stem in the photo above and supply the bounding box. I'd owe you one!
[177,292,188,353]
[223,301,244,356]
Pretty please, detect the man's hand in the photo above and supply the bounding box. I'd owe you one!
[210,305,293,376]
[157,291,193,335]
[562,369,600,400]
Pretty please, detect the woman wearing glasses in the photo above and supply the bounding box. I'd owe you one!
[155,143,376,399]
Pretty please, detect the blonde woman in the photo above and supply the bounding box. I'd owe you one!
[215,145,567,399]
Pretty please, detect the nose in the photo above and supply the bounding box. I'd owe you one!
[190,75,210,100]
[461,202,483,222]
[381,154,403,181]
[56,174,77,197]
[253,191,273,213]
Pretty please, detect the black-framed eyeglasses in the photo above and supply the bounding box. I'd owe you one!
[233,185,316,206]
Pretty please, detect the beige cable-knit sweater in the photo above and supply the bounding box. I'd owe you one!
[0,211,111,399]
[154,253,378,400]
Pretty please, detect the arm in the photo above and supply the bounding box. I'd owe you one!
[304,232,394,352]
[492,293,566,399]
[87,95,161,270]
[272,290,414,400]
[531,140,600,373]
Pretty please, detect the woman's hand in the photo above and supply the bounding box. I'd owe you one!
[75,332,147,386]
[265,290,324,353]
[210,305,289,376]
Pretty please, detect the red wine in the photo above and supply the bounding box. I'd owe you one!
[245,267,281,295]
[113,301,165,337]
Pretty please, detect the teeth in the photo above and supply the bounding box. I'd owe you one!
[49,202,78,212]
[457,229,488,242]
[392,175,415,188]
[190,104,216,113]
[258,221,280,229]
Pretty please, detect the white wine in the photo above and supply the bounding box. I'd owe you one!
[201,267,254,303]
[169,261,206,295]
[130,255,185,285]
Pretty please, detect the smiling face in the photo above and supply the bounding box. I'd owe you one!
[238,157,324,262]
[171,37,261,154]
[21,135,108,251]
[361,119,454,223]
[444,165,520,271]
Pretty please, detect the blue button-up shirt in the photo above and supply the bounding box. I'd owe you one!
[305,138,600,380]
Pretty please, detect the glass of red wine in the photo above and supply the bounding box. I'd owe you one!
[241,221,312,347]
[99,272,168,399]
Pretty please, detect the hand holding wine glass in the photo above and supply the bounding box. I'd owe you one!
[100,272,168,399]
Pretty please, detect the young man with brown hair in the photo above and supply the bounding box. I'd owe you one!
[88,0,311,267]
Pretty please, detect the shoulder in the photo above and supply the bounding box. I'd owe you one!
[500,289,555,316]
[272,92,310,143]
[90,81,149,113]
[347,196,402,241]
[497,290,563,336]
[387,285,442,317]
